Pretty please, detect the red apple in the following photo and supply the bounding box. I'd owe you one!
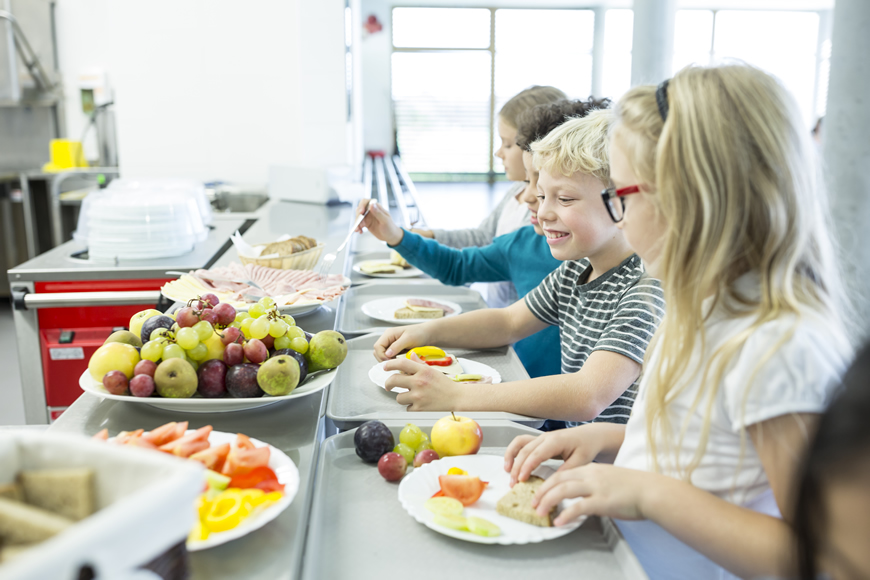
[430,413,482,457]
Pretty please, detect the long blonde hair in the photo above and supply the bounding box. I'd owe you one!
[613,64,850,478]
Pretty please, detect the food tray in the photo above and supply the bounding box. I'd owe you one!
[300,421,649,580]
[326,334,543,429]
[335,281,488,336]
[346,251,432,286]
[239,242,324,270]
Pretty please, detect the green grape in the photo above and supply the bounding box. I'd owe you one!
[269,319,287,338]
[175,327,199,350]
[240,317,255,338]
[415,432,432,453]
[187,342,208,361]
[274,335,292,350]
[400,423,424,450]
[229,321,242,329]
[235,311,251,323]
[248,304,265,318]
[141,340,163,362]
[393,443,415,466]
[187,359,199,372]
[171,323,179,333]
[280,314,296,327]
[258,296,276,309]
[150,328,173,341]
[193,320,214,341]
[289,337,309,355]
[285,326,305,340]
[250,317,270,340]
[162,343,185,360]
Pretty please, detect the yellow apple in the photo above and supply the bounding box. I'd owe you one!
[129,309,162,339]
[431,413,482,457]
[202,333,226,361]
[88,342,140,381]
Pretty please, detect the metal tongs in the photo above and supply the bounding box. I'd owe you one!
[318,199,372,281]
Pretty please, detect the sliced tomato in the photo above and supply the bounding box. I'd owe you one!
[222,438,270,478]
[228,466,281,490]
[254,478,285,493]
[92,429,109,441]
[431,489,445,498]
[437,475,488,507]
[159,425,213,458]
[142,421,189,446]
[190,443,231,472]
[114,429,145,444]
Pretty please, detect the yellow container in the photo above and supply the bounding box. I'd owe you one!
[42,139,89,172]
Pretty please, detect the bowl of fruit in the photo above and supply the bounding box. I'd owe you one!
[79,295,348,412]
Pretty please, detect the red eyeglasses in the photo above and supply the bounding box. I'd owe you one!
[601,185,640,222]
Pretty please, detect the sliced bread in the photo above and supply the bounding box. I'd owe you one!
[394,307,443,319]
[0,497,74,544]
[18,468,95,521]
[496,475,554,527]
[0,483,22,502]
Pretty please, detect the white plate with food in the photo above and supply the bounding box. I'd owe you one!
[398,454,584,545]
[361,297,462,325]
[369,357,501,393]
[78,367,337,413]
[353,260,423,279]
[188,430,299,551]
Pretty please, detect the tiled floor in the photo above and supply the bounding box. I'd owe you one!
[0,182,509,426]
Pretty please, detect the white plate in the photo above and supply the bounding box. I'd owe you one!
[361,297,462,325]
[369,358,502,393]
[79,366,337,413]
[236,301,322,318]
[398,454,585,545]
[353,260,423,279]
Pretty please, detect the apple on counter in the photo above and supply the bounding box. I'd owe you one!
[431,413,482,458]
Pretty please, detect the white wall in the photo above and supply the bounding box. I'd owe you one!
[55,0,359,184]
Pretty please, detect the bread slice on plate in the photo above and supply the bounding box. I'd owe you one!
[496,475,555,527]
[361,262,402,275]
[394,306,442,319]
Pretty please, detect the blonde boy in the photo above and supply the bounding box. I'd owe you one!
[375,110,664,424]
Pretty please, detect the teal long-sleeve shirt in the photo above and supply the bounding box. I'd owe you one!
[392,226,562,379]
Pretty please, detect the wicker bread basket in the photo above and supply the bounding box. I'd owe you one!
[238,243,324,270]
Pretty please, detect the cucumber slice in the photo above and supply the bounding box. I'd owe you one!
[467,516,501,537]
[433,514,468,531]
[425,497,464,517]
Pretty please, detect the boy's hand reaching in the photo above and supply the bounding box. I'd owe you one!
[385,353,463,411]
[354,200,404,246]
[373,325,430,362]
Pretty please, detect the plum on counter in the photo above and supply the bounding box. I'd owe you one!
[354,421,395,463]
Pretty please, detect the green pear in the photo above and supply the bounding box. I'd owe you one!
[304,330,347,372]
[257,355,300,396]
[104,330,143,348]
[154,359,198,398]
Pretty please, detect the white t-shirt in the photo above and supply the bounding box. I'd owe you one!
[613,286,850,580]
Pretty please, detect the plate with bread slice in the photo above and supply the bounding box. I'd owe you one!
[398,454,585,545]
[369,346,501,393]
[361,297,462,325]
[353,251,423,278]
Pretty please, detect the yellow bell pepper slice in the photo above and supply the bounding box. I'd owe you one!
[406,346,445,361]
[447,467,468,476]
[204,490,250,532]
[188,520,210,542]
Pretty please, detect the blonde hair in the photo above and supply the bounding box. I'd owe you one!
[499,85,567,128]
[612,64,850,478]
[531,108,612,182]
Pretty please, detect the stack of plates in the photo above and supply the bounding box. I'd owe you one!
[74,180,211,262]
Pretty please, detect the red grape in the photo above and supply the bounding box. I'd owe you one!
[102,371,129,396]
[129,375,155,397]
[213,302,236,326]
[199,309,219,325]
[224,342,244,366]
[261,334,275,350]
[221,326,243,346]
[378,452,407,482]
[133,359,157,377]
[176,307,199,328]
[200,293,219,309]
[243,339,268,364]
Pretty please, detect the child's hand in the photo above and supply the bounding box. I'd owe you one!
[385,354,462,411]
[373,325,430,361]
[505,426,603,487]
[355,201,404,246]
[532,464,664,525]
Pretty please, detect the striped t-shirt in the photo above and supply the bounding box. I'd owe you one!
[524,254,665,425]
